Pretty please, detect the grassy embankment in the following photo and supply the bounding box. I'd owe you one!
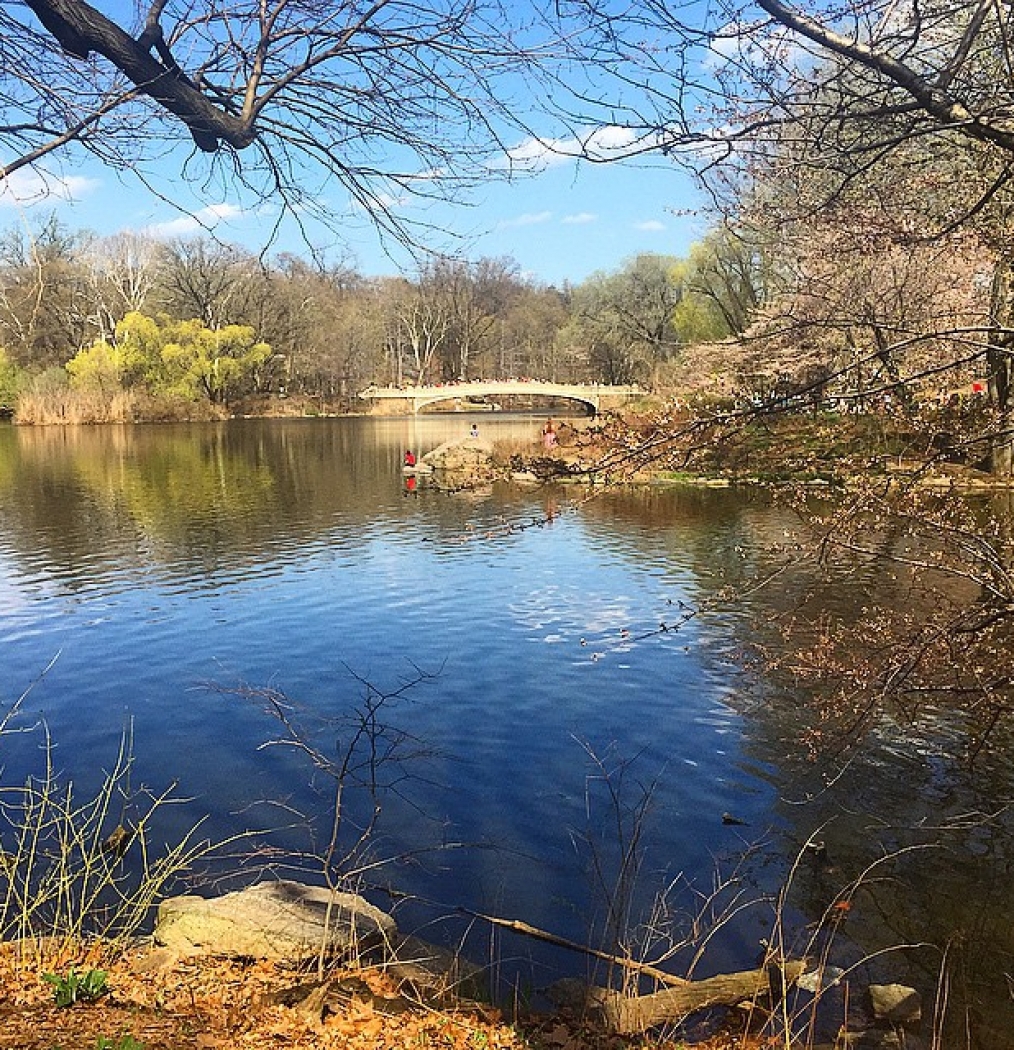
[554,399,1000,488]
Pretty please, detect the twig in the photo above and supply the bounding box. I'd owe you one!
[455,907,690,987]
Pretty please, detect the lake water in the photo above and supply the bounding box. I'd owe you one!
[1,416,1013,1046]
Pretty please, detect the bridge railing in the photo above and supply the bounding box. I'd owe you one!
[358,380,641,414]
[360,381,640,396]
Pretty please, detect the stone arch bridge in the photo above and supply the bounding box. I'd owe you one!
[358,380,641,415]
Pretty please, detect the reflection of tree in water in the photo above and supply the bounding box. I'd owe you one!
[694,487,1014,1050]
[2,424,280,578]
[573,484,1014,1047]
[0,418,561,583]
[1,421,410,573]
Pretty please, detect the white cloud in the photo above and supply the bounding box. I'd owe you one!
[634,220,666,232]
[411,167,446,183]
[704,22,746,70]
[705,17,808,75]
[144,202,244,238]
[370,191,410,211]
[204,203,242,220]
[503,137,575,171]
[501,125,644,172]
[0,169,99,207]
[497,211,553,229]
[562,212,597,225]
[582,126,640,157]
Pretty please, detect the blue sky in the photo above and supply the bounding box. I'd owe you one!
[0,0,726,287]
[0,138,707,287]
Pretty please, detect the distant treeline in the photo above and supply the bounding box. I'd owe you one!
[0,219,750,423]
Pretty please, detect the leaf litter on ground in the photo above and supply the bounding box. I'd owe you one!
[0,941,772,1050]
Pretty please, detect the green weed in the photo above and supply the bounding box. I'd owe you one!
[41,966,108,1007]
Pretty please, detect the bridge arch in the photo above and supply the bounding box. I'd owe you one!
[359,380,639,415]
[411,386,598,414]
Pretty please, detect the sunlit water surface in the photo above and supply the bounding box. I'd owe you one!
[2,417,1013,1046]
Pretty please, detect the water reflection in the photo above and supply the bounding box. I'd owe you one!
[0,418,545,589]
[1,419,1013,1046]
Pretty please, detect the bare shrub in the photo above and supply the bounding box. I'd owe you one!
[0,675,227,967]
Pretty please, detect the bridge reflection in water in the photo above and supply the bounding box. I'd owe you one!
[358,379,641,414]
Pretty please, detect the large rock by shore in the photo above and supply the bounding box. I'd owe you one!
[417,434,501,487]
[422,436,497,478]
[154,880,396,961]
[154,879,484,1002]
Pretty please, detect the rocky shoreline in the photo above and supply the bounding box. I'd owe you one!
[143,879,924,1049]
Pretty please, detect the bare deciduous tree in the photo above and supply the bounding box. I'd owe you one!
[568,255,683,386]
[426,256,523,380]
[82,231,160,341]
[0,215,92,368]
[387,273,452,386]
[3,0,583,248]
[155,238,259,329]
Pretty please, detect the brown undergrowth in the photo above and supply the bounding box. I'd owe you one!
[0,942,769,1050]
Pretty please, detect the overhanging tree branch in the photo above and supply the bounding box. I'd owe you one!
[754,0,1014,154]
[22,0,254,151]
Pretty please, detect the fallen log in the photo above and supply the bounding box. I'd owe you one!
[577,959,808,1034]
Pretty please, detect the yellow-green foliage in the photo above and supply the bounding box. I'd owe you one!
[66,339,123,393]
[158,317,271,404]
[0,347,25,408]
[65,313,271,406]
[67,314,163,393]
[666,255,734,346]
[672,294,730,345]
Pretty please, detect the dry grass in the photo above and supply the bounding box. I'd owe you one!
[0,691,230,973]
[14,389,226,425]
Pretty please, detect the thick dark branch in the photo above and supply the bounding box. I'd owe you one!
[22,0,257,152]
[136,0,172,52]
[755,0,1014,154]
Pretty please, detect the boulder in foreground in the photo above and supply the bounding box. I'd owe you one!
[155,880,396,961]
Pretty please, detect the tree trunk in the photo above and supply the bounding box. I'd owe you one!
[987,253,1014,477]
